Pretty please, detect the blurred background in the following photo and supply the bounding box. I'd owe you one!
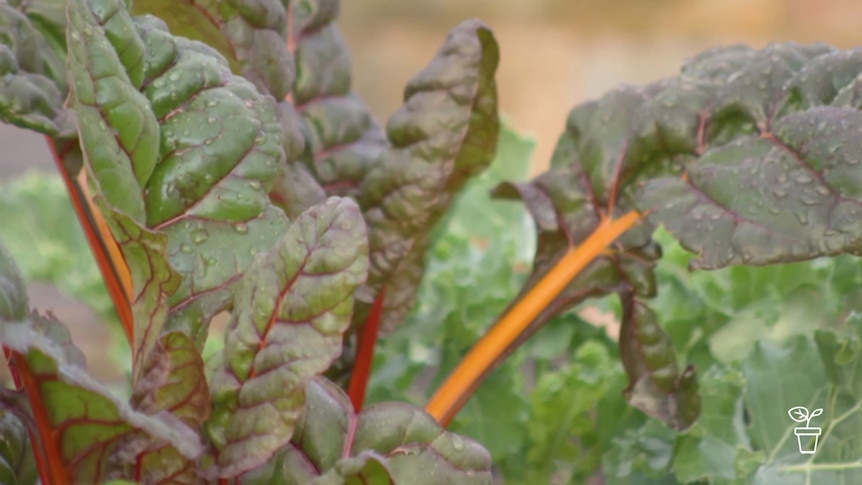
[3,0,862,382]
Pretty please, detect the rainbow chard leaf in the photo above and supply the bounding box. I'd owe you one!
[0,242,203,484]
[128,331,210,483]
[617,287,700,430]
[289,0,388,199]
[0,409,37,485]
[130,0,325,219]
[242,378,492,484]
[0,0,70,136]
[206,197,368,478]
[68,0,299,349]
[480,43,862,428]
[357,19,500,335]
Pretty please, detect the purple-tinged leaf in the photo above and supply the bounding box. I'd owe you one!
[129,331,210,484]
[617,287,700,431]
[0,318,203,483]
[357,19,500,335]
[0,0,70,136]
[271,378,491,484]
[206,197,368,478]
[289,0,388,199]
[98,206,181,386]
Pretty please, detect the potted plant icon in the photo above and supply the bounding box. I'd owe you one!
[788,406,823,454]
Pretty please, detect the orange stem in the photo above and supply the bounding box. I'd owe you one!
[425,211,642,426]
[45,137,134,345]
[347,287,386,411]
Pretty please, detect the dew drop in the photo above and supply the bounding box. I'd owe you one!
[205,257,217,267]
[192,229,209,245]
[710,213,722,220]
[768,207,781,215]
[801,196,820,206]
[208,116,217,123]
[451,435,465,451]
[180,243,193,254]
[815,186,830,196]
[168,71,180,81]
[255,136,265,145]
[794,211,809,225]
[248,180,262,190]
[772,189,787,198]
[233,222,249,234]
[848,159,860,165]
[795,174,813,184]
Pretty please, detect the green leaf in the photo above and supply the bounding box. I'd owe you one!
[206,197,368,478]
[130,0,293,98]
[0,239,28,322]
[736,329,862,483]
[524,340,617,484]
[290,0,387,199]
[0,0,69,136]
[671,366,747,483]
[67,0,159,223]
[0,411,37,485]
[357,19,500,334]
[134,15,295,342]
[0,313,203,482]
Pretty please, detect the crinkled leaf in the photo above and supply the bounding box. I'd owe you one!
[0,0,69,135]
[0,411,37,485]
[290,0,387,199]
[357,19,500,334]
[129,331,209,483]
[131,0,293,99]
[207,197,368,478]
[0,241,28,322]
[496,42,862,433]
[0,317,203,483]
[133,15,294,343]
[256,377,491,484]
[524,340,616,484]
[67,0,159,222]
[618,288,700,431]
[70,0,296,347]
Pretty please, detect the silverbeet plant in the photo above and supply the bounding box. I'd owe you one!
[1,0,497,482]
[5,0,862,483]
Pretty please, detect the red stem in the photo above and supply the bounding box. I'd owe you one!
[3,348,70,484]
[347,287,386,411]
[44,136,134,345]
